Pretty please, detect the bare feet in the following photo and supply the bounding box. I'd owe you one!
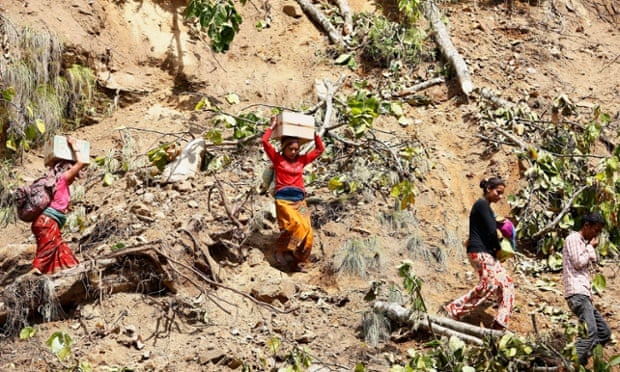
[294,262,311,273]
[27,268,42,276]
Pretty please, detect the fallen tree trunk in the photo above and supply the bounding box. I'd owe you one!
[373,301,506,342]
[423,0,473,96]
[373,301,563,371]
[0,252,174,332]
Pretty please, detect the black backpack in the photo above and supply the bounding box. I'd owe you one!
[14,173,57,222]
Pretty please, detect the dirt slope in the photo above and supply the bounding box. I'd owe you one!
[0,0,619,370]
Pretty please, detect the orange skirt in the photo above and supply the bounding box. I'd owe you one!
[31,214,79,274]
[275,199,313,264]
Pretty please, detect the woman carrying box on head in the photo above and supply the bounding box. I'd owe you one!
[262,115,324,272]
[29,136,87,275]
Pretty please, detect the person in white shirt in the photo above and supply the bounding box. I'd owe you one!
[562,211,611,366]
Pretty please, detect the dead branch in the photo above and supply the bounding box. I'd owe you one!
[333,0,353,35]
[531,185,588,239]
[0,240,297,329]
[426,313,505,339]
[306,76,347,124]
[329,132,360,147]
[316,75,346,137]
[143,245,297,315]
[531,313,573,372]
[373,301,506,341]
[393,77,445,98]
[488,120,530,150]
[374,301,483,344]
[179,228,222,283]
[208,180,243,228]
[477,87,514,109]
[369,135,405,176]
[297,76,348,158]
[296,0,344,47]
[423,1,473,96]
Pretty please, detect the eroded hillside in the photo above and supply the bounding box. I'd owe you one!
[0,0,618,370]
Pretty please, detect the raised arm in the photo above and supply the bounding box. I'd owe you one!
[262,117,277,162]
[64,137,87,184]
[303,132,325,163]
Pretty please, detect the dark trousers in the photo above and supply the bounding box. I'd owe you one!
[566,294,612,365]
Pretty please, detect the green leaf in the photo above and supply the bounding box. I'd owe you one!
[398,116,411,126]
[390,102,404,116]
[205,129,223,144]
[46,331,73,361]
[24,125,39,141]
[111,242,126,251]
[6,139,17,152]
[608,354,620,366]
[499,334,511,349]
[215,114,236,127]
[328,176,344,191]
[35,119,46,134]
[225,93,240,104]
[334,53,352,65]
[559,213,573,229]
[592,273,606,294]
[448,335,465,352]
[103,172,115,186]
[2,86,15,101]
[547,252,563,271]
[255,19,269,31]
[267,336,281,354]
[194,98,211,111]
[19,326,36,339]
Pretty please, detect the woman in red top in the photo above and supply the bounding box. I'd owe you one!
[262,116,324,272]
[30,137,87,275]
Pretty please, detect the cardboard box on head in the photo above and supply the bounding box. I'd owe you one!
[44,135,90,166]
[271,111,315,144]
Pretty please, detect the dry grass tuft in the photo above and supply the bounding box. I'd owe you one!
[361,310,391,347]
[333,237,382,279]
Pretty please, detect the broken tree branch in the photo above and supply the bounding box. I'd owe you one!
[296,0,344,47]
[477,87,514,109]
[374,301,482,344]
[423,1,473,96]
[488,120,530,150]
[179,228,222,283]
[373,301,506,342]
[531,185,588,239]
[393,77,445,97]
[333,0,353,35]
[208,179,243,228]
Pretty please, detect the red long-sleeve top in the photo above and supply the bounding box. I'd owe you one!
[262,127,324,194]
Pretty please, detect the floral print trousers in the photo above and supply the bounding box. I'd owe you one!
[445,252,514,328]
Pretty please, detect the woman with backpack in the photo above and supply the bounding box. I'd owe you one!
[441,177,515,330]
[29,137,87,275]
[262,116,324,273]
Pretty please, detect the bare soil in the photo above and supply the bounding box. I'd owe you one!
[0,0,619,371]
